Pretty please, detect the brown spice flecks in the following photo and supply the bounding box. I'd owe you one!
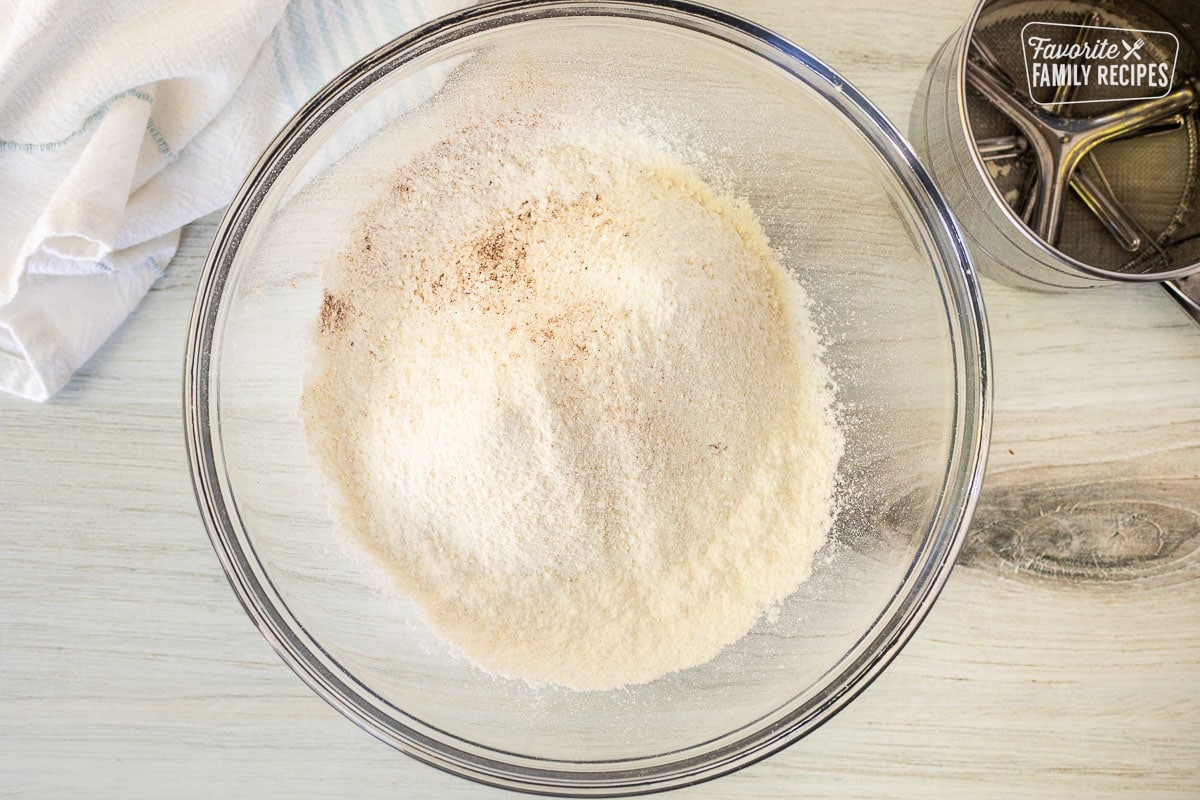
[473,229,528,284]
[320,292,352,334]
[448,228,532,300]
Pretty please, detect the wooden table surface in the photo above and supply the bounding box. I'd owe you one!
[3,1,1198,797]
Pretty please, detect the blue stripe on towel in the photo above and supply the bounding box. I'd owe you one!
[270,25,301,108]
[0,88,154,153]
[344,0,373,55]
[309,0,344,73]
[143,118,174,158]
[284,3,324,95]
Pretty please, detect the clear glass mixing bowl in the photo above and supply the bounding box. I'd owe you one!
[184,1,991,794]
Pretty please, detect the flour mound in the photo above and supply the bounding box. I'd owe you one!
[301,115,843,691]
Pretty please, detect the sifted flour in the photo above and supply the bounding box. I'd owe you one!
[300,113,843,691]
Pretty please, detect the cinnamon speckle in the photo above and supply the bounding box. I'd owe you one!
[319,292,352,334]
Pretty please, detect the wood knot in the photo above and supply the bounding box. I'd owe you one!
[962,483,1200,584]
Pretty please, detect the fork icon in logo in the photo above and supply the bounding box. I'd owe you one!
[1122,38,1144,60]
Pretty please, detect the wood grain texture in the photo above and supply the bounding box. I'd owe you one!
[2,0,1199,797]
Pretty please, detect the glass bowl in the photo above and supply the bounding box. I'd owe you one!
[184,1,991,795]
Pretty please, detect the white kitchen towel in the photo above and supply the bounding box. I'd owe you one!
[0,0,460,401]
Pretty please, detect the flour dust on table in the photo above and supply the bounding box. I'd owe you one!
[300,110,844,691]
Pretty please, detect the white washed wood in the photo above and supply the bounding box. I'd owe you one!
[2,0,1198,797]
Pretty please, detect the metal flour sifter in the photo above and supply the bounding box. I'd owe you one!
[913,0,1200,321]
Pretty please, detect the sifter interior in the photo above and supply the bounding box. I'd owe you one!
[963,0,1200,281]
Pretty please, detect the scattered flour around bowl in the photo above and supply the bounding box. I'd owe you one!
[300,111,844,691]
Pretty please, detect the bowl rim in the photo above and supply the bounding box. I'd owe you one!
[184,1,993,795]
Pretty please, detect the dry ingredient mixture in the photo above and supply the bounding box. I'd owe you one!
[300,113,843,691]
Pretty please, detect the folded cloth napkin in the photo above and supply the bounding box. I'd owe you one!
[0,0,460,401]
